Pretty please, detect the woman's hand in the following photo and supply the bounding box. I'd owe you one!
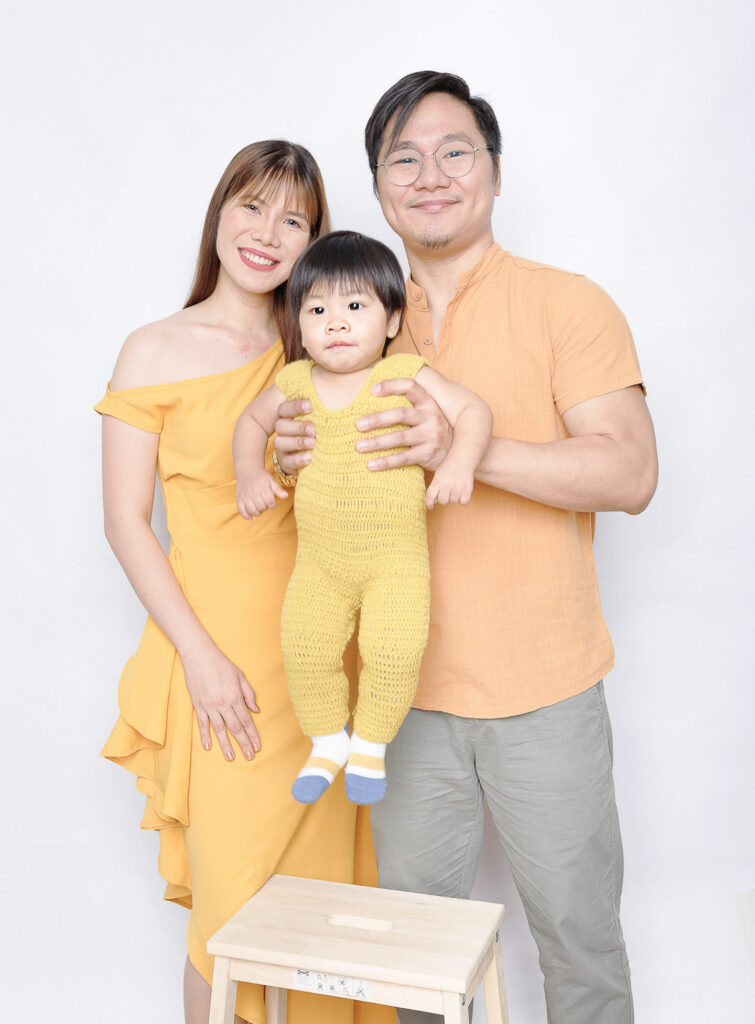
[180,640,261,761]
[273,399,316,476]
[354,378,453,471]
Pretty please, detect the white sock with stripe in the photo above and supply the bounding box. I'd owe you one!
[291,728,350,804]
[345,733,387,804]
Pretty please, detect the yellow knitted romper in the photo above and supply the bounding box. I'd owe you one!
[276,353,431,744]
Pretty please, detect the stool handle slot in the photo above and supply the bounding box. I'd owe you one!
[327,913,394,932]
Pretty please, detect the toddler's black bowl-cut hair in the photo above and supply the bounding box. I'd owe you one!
[284,230,406,362]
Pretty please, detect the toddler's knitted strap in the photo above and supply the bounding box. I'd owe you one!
[275,358,314,401]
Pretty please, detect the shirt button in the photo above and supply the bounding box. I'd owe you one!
[414,292,422,301]
[423,336,433,345]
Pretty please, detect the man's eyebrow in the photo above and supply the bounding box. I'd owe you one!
[391,131,477,150]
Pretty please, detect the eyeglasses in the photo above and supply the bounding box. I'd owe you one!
[376,139,493,186]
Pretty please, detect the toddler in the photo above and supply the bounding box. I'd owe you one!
[233,231,492,804]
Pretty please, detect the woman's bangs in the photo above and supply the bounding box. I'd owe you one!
[236,165,319,230]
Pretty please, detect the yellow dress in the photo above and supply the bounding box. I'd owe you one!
[95,341,394,1024]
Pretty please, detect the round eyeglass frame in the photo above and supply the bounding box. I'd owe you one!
[376,140,493,186]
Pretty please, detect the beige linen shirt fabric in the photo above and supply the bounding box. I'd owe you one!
[388,243,645,717]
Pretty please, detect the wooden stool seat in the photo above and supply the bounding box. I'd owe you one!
[207,875,509,1023]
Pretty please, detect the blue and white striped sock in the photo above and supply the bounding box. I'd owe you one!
[291,728,350,804]
[345,733,387,804]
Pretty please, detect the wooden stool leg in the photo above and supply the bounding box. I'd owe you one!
[209,956,238,1024]
[266,985,288,1024]
[442,992,467,1024]
[482,934,509,1024]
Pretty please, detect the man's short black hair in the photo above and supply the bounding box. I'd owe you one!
[285,230,406,362]
[364,71,502,195]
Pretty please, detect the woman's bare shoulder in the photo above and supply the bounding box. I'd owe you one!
[109,310,200,390]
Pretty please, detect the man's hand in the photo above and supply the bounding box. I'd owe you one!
[236,471,288,519]
[354,378,453,471]
[273,399,315,476]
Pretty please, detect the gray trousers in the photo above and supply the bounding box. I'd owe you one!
[370,683,633,1024]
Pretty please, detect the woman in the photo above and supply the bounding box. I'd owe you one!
[96,141,391,1024]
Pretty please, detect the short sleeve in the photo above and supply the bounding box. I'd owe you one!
[549,276,645,415]
[274,359,314,401]
[94,384,167,433]
[371,353,428,384]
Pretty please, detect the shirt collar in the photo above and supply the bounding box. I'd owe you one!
[405,242,504,309]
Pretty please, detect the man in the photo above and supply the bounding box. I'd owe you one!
[276,71,657,1024]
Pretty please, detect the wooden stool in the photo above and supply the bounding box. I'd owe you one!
[207,874,509,1024]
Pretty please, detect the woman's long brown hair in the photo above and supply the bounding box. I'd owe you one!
[184,140,330,345]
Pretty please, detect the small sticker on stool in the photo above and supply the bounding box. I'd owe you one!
[294,969,370,1000]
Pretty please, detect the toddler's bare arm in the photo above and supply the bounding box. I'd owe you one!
[415,367,493,509]
[233,385,289,518]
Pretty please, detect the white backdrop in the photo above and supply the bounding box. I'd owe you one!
[1,1,752,1021]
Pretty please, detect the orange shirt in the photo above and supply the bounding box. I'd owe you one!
[388,244,644,717]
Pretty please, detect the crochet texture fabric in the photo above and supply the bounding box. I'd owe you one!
[276,353,431,743]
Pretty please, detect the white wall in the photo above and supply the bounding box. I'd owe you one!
[2,1,752,1020]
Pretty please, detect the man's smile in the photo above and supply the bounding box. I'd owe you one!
[408,198,460,212]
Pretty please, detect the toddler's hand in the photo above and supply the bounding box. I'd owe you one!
[236,471,288,519]
[425,464,475,510]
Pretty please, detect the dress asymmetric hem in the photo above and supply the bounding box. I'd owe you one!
[96,341,395,1024]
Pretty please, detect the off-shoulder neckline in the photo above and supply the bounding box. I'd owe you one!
[105,339,282,395]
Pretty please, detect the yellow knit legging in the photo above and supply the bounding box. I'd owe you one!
[281,562,430,744]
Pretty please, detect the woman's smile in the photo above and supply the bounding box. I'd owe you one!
[238,246,280,271]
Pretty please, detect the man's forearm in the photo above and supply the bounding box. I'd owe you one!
[475,434,657,514]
